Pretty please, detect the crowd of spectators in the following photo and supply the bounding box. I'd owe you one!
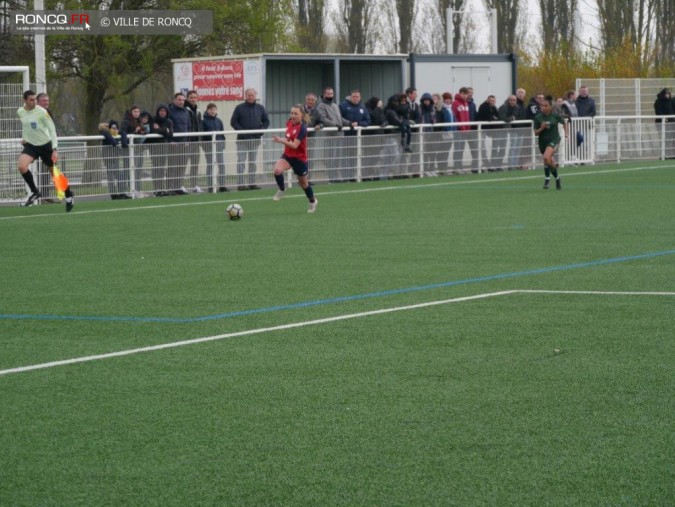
[92,83,673,196]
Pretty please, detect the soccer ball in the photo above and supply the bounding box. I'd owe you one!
[226,203,244,220]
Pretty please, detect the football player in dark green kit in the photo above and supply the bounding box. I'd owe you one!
[533,96,569,190]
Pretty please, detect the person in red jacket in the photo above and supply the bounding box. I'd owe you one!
[451,87,471,169]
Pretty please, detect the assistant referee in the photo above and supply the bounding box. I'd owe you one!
[17,89,74,211]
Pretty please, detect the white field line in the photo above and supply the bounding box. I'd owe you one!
[0,290,513,376]
[1,163,673,221]
[2,288,674,377]
[517,290,675,296]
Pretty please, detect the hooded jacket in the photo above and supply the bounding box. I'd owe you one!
[364,97,387,136]
[99,120,120,147]
[384,95,405,128]
[419,92,436,128]
[148,104,173,143]
[654,88,674,123]
[575,93,596,118]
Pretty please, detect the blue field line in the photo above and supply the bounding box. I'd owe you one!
[1,249,674,324]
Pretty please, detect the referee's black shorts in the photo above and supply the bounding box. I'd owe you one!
[21,142,54,167]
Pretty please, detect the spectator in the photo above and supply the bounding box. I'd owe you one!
[185,90,204,193]
[271,104,318,213]
[419,92,437,129]
[99,119,131,200]
[364,97,387,135]
[499,94,527,170]
[340,89,371,181]
[654,88,674,159]
[561,90,581,161]
[363,96,387,179]
[451,87,471,169]
[120,105,146,194]
[147,104,173,196]
[405,87,421,124]
[576,85,596,118]
[438,92,457,173]
[167,92,191,194]
[134,111,152,185]
[516,88,527,107]
[302,92,320,133]
[340,89,371,133]
[397,93,415,153]
[466,87,479,167]
[477,95,506,170]
[429,93,449,171]
[36,92,52,116]
[230,88,270,190]
[420,92,441,170]
[561,90,578,119]
[201,103,228,192]
[383,95,406,176]
[526,92,544,120]
[315,86,350,182]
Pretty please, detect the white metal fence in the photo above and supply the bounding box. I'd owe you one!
[1,116,673,204]
[576,78,675,117]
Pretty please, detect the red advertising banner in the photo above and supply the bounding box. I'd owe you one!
[192,60,244,100]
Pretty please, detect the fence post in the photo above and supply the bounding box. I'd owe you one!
[477,125,483,173]
[356,128,362,182]
[616,118,622,163]
[129,137,136,196]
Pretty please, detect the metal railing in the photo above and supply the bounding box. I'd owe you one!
[1,116,673,203]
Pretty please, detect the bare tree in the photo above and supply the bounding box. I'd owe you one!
[335,0,373,53]
[482,0,522,53]
[434,0,469,54]
[650,0,673,70]
[596,0,636,51]
[538,0,578,53]
[396,0,416,53]
[297,0,327,52]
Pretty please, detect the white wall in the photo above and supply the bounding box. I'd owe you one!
[413,61,514,105]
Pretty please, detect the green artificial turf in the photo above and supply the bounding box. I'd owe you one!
[0,162,673,505]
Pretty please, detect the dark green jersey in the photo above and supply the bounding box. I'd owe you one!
[533,111,564,149]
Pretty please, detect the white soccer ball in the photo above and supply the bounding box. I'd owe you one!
[226,203,244,220]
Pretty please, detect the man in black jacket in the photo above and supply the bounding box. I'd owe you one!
[477,95,506,170]
[185,90,204,192]
[654,88,674,159]
[168,93,191,194]
[230,88,270,190]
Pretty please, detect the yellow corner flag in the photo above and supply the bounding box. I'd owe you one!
[51,166,69,200]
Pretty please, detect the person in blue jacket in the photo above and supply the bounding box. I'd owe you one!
[201,103,228,192]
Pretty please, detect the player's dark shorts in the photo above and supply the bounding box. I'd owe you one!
[538,140,559,154]
[282,154,309,176]
[21,142,54,167]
